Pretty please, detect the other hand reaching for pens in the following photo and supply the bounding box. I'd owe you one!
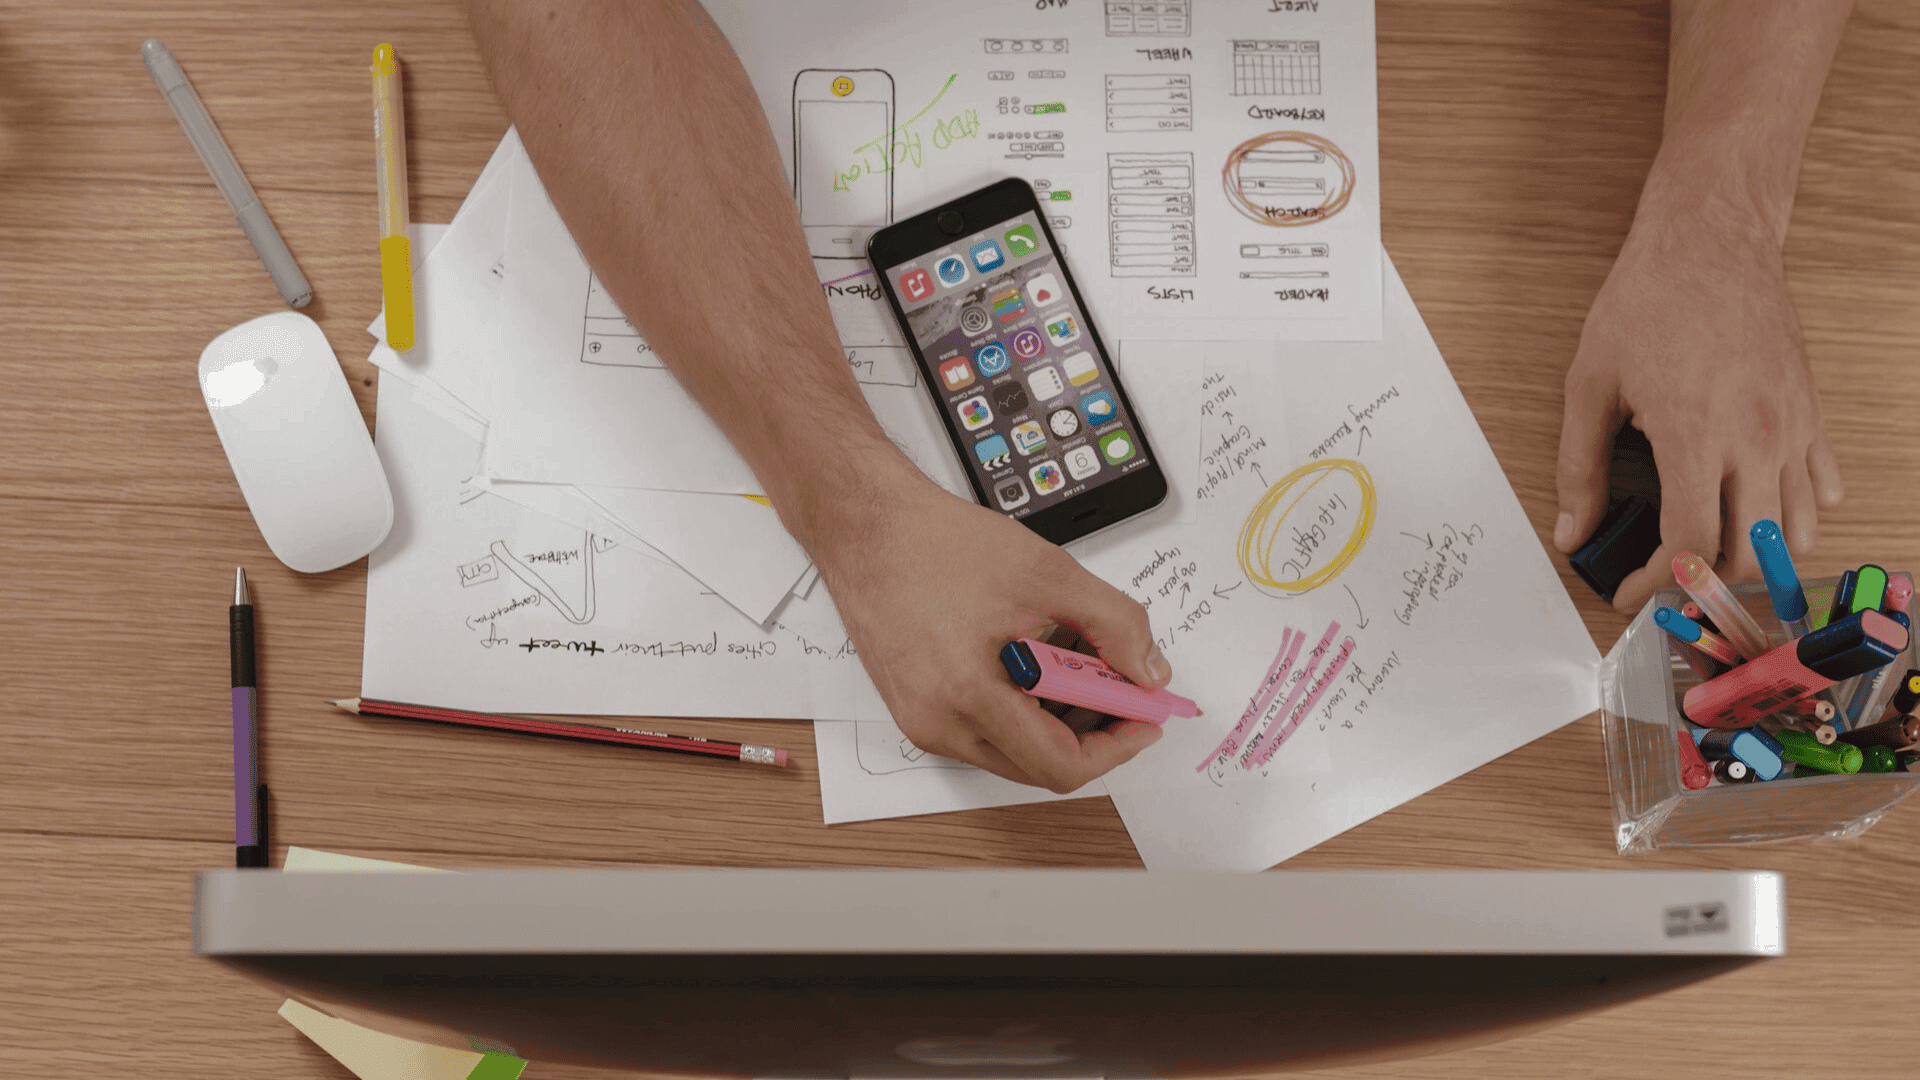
[808,462,1167,793]
[1555,193,1843,613]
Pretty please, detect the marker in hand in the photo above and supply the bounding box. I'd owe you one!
[1001,638,1200,726]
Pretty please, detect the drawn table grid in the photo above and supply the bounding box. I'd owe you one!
[1233,41,1323,96]
[1105,0,1191,37]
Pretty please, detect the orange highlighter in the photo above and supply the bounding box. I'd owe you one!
[371,43,414,350]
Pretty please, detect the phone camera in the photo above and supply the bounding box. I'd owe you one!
[936,210,966,235]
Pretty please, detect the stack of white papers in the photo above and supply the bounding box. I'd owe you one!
[361,1,1603,871]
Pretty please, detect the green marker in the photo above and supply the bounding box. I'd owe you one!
[1032,101,1066,113]
[1859,745,1900,773]
[1048,190,1072,201]
[1776,729,1863,774]
[1851,564,1889,615]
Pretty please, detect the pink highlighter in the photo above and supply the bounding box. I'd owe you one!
[1682,609,1909,730]
[1001,638,1201,726]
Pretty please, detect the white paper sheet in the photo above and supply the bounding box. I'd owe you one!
[363,371,889,722]
[483,150,965,495]
[705,0,1382,341]
[361,148,815,625]
[814,720,1101,823]
[577,485,812,626]
[1061,255,1601,871]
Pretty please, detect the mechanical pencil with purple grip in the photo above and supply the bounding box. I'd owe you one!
[231,567,268,868]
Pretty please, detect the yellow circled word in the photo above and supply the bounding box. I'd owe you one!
[831,76,855,97]
[1236,458,1377,594]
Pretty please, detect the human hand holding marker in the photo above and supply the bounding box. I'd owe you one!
[466,0,1168,791]
[811,469,1166,793]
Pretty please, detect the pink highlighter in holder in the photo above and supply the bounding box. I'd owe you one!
[1000,638,1201,726]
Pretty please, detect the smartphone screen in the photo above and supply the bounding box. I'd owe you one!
[871,181,1165,542]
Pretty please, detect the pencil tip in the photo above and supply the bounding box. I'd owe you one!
[233,566,249,606]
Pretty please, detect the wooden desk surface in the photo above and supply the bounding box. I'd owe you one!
[3,1,1917,1076]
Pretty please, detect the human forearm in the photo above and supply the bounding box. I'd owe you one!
[463,0,1174,790]
[1555,0,1851,604]
[1641,0,1854,246]
[463,0,918,549]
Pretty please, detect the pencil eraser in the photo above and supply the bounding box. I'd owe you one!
[1568,496,1662,603]
[775,748,788,767]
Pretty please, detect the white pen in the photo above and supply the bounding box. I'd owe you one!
[142,38,312,307]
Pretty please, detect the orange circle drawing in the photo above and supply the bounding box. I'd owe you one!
[1222,131,1356,228]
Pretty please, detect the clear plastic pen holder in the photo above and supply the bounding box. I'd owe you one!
[1601,576,1920,853]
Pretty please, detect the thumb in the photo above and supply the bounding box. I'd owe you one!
[1048,572,1169,689]
[1555,367,1624,552]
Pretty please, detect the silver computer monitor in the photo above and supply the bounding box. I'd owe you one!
[197,868,1782,1076]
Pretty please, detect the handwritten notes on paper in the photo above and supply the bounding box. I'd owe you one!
[363,378,890,723]
[1072,255,1599,871]
[703,0,1383,340]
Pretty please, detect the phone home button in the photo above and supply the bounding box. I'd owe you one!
[936,209,966,235]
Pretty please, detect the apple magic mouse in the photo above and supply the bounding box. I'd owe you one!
[198,311,394,573]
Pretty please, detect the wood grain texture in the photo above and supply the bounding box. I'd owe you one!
[2,0,1918,1075]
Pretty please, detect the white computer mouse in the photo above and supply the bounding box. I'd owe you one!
[198,311,394,573]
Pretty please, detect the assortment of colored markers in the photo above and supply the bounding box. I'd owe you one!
[1657,520,1920,787]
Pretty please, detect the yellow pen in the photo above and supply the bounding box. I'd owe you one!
[371,43,414,351]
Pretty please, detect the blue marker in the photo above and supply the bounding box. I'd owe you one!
[1692,725,1787,782]
[1750,519,1810,639]
[1655,606,1742,667]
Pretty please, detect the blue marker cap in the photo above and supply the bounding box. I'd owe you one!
[1000,640,1043,690]
[1749,519,1807,623]
[1569,496,1662,603]
[1655,605,1705,643]
[1796,609,1908,681]
[1693,725,1786,781]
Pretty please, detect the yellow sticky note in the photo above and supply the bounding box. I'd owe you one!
[279,999,525,1080]
[281,846,452,873]
[275,850,526,1080]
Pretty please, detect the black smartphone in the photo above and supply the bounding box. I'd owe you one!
[869,178,1168,545]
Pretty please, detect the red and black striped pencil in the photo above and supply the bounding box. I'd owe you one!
[326,698,788,767]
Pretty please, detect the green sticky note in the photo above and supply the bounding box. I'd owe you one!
[466,1052,530,1080]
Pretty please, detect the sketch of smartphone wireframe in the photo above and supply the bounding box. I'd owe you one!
[792,69,895,259]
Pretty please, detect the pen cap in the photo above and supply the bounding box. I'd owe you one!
[1000,640,1043,690]
[1749,520,1807,621]
[1827,570,1858,628]
[143,39,261,216]
[1852,565,1890,614]
[371,44,409,240]
[1888,573,1915,615]
[1799,609,1909,681]
[1654,606,1702,638]
[1568,496,1661,603]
